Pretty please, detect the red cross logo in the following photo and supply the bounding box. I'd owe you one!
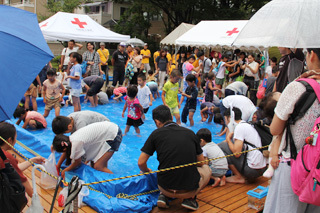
[40,22,48,28]
[226,28,239,36]
[71,18,87,29]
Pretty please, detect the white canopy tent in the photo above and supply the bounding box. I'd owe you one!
[160,23,194,46]
[39,12,130,42]
[175,20,248,49]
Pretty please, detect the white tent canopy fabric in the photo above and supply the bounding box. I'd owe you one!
[39,12,130,42]
[175,20,248,49]
[160,23,194,46]
[233,0,320,49]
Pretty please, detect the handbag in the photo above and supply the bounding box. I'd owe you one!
[0,148,28,213]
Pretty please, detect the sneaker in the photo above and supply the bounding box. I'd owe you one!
[157,194,169,209]
[181,197,199,210]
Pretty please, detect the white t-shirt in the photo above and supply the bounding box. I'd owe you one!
[233,121,267,169]
[202,142,228,170]
[275,81,320,158]
[97,91,109,104]
[225,81,248,95]
[69,121,118,163]
[222,95,257,121]
[244,61,259,81]
[199,57,212,73]
[68,111,110,133]
[216,62,226,79]
[265,66,272,77]
[137,85,151,109]
[61,47,79,65]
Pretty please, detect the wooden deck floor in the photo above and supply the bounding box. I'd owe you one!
[151,176,269,213]
[14,150,268,213]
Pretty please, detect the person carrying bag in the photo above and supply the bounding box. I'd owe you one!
[0,147,28,213]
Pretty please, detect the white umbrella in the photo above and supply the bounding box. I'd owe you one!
[233,0,320,49]
[126,37,145,46]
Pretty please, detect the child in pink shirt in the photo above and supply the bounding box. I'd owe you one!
[14,107,47,129]
[107,86,127,102]
[122,85,144,136]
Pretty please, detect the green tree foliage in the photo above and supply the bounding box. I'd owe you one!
[114,0,158,39]
[46,0,86,13]
[115,0,271,36]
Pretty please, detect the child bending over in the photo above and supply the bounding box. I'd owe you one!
[180,74,198,126]
[53,121,122,177]
[42,69,65,117]
[106,86,127,102]
[14,107,47,129]
[122,85,144,136]
[196,128,228,187]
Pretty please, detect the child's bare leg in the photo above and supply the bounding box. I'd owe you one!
[54,106,61,117]
[189,111,195,126]
[134,126,141,136]
[94,151,114,174]
[88,96,95,106]
[220,175,226,186]
[174,113,181,125]
[123,125,130,136]
[24,95,30,110]
[93,95,98,106]
[31,97,37,111]
[43,109,50,118]
[72,96,81,112]
[211,176,221,187]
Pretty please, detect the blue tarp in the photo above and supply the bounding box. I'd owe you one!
[0,5,53,121]
[11,97,225,212]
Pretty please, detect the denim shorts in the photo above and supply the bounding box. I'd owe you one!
[210,167,228,178]
[106,127,122,152]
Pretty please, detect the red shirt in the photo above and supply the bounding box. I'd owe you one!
[0,150,28,183]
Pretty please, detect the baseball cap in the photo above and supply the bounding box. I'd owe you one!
[100,42,105,46]
[144,43,148,46]
[119,42,126,47]
[164,46,169,51]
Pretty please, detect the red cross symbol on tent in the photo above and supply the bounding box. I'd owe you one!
[71,18,87,28]
[226,28,239,36]
[40,22,48,28]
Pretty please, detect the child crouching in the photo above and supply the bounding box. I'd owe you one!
[196,128,228,187]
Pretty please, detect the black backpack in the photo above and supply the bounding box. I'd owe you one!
[0,148,27,213]
[244,122,273,153]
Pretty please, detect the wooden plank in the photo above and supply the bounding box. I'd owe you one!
[13,151,96,213]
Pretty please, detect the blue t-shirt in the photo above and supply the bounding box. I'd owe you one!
[69,64,82,89]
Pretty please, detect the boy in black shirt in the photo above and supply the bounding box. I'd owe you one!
[180,74,198,126]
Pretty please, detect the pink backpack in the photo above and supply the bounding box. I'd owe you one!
[290,78,320,206]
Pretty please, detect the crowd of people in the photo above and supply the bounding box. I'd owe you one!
[2,39,320,212]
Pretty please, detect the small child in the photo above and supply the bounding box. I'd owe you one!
[65,52,82,112]
[14,107,47,129]
[162,69,182,125]
[137,74,153,120]
[204,72,220,103]
[52,121,122,177]
[42,69,65,117]
[180,74,198,126]
[122,85,144,136]
[97,91,109,105]
[200,102,215,122]
[213,112,228,137]
[146,81,159,99]
[24,75,40,111]
[106,86,127,102]
[52,110,110,134]
[147,70,158,83]
[196,128,228,187]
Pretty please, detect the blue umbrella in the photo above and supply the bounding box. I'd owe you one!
[0,5,53,121]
